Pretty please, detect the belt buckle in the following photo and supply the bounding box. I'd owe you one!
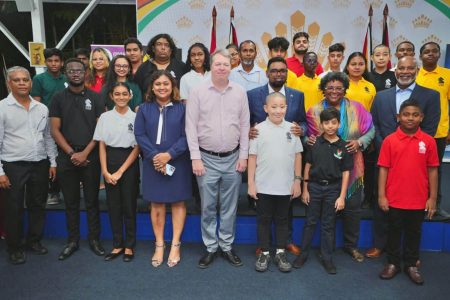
[320,180,329,185]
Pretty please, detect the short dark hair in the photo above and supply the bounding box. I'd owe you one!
[396,41,415,53]
[399,98,422,113]
[419,42,440,55]
[267,37,290,51]
[146,33,176,59]
[292,32,309,43]
[238,40,256,51]
[226,43,238,51]
[372,44,390,53]
[267,56,287,69]
[124,37,143,50]
[74,48,90,58]
[319,72,350,92]
[109,81,131,95]
[44,48,63,60]
[320,107,340,123]
[304,51,318,60]
[329,43,345,53]
[64,58,86,70]
[185,42,210,71]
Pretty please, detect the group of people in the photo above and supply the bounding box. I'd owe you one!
[1,31,449,286]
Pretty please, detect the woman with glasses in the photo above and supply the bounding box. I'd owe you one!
[86,48,111,94]
[102,55,142,112]
[306,72,374,264]
[226,44,240,69]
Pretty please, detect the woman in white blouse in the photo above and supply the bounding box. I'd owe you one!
[179,43,210,101]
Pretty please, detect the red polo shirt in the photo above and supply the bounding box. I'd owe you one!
[286,56,324,77]
[378,127,439,210]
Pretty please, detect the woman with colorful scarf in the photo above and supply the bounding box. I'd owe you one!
[306,72,374,263]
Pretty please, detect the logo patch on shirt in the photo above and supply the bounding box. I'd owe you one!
[334,149,343,160]
[170,70,176,78]
[128,123,134,133]
[438,77,444,86]
[385,79,392,89]
[85,99,92,110]
[64,82,68,88]
[286,132,292,142]
[364,86,370,93]
[418,141,426,154]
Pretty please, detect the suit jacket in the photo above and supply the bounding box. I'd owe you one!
[371,83,440,150]
[247,84,307,133]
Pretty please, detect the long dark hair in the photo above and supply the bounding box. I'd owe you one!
[146,33,177,59]
[344,52,370,81]
[185,43,210,72]
[145,70,180,103]
[105,55,132,97]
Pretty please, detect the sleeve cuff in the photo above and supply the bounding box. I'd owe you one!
[190,150,201,160]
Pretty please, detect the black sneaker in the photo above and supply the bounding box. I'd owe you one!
[255,252,270,272]
[322,260,337,274]
[274,251,292,273]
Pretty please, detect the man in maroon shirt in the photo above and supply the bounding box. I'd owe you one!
[286,32,324,77]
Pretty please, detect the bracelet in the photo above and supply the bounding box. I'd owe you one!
[294,175,303,181]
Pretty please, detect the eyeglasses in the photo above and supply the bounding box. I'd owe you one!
[325,86,345,92]
[66,69,85,75]
[114,64,129,69]
[269,69,288,74]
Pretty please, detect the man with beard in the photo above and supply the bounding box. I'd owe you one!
[229,40,268,91]
[286,32,323,77]
[294,52,324,111]
[124,37,144,76]
[416,42,450,217]
[247,56,306,256]
[368,56,440,258]
[50,58,106,260]
[266,37,297,88]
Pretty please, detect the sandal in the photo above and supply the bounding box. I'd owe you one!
[151,242,165,267]
[167,242,181,268]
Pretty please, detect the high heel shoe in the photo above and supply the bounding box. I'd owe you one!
[167,242,181,268]
[151,242,165,267]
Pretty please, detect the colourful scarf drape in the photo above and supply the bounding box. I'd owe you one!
[307,98,373,198]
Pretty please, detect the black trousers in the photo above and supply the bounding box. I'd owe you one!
[48,177,60,195]
[57,150,101,243]
[2,160,49,252]
[363,146,376,204]
[435,138,446,207]
[104,147,139,249]
[342,188,363,249]
[257,193,291,251]
[301,182,340,261]
[371,166,389,249]
[386,207,424,268]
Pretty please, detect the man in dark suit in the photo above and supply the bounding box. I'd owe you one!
[367,56,440,258]
[247,56,307,256]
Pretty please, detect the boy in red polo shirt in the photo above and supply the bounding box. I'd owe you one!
[377,99,439,285]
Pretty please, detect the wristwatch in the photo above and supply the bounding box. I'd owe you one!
[294,175,303,181]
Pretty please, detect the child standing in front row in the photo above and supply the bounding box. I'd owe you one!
[248,92,303,273]
[293,107,353,275]
[378,100,439,285]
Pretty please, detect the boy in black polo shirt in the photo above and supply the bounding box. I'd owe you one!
[293,107,353,274]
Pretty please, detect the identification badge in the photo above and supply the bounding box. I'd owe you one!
[166,164,176,176]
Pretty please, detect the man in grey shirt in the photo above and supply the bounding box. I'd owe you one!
[186,49,250,268]
[0,66,57,265]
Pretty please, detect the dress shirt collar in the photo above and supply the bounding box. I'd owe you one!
[236,63,262,75]
[207,78,233,92]
[268,84,286,96]
[265,117,287,128]
[396,82,416,92]
[113,106,133,117]
[395,126,423,140]
[5,93,39,110]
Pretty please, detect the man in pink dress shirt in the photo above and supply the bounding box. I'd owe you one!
[186,49,250,269]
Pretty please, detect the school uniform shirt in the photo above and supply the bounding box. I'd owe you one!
[102,81,142,111]
[93,107,137,148]
[416,66,450,138]
[49,88,104,147]
[249,118,303,195]
[369,70,397,92]
[286,56,324,77]
[293,74,324,111]
[378,127,439,209]
[345,78,376,111]
[179,70,210,100]
[30,71,68,107]
[0,93,57,176]
[306,135,353,182]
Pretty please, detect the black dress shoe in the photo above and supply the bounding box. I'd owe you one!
[221,249,243,267]
[9,250,26,265]
[322,260,337,274]
[123,253,134,262]
[58,242,79,261]
[89,240,105,256]
[27,242,48,255]
[293,254,307,269]
[198,251,217,269]
[104,249,124,261]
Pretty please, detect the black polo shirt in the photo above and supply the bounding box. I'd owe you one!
[369,70,397,92]
[49,88,104,147]
[133,58,188,94]
[306,135,353,181]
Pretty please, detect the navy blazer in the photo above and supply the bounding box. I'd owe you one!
[247,84,307,132]
[371,83,440,149]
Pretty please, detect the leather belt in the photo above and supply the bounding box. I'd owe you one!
[199,146,239,158]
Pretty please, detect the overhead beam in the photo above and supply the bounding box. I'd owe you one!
[0,20,30,61]
[55,0,101,50]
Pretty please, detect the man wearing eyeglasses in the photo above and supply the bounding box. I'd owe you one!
[50,58,106,261]
[247,56,307,256]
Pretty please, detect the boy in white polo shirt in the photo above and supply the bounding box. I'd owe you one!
[248,92,303,273]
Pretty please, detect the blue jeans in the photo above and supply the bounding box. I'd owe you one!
[300,182,340,262]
